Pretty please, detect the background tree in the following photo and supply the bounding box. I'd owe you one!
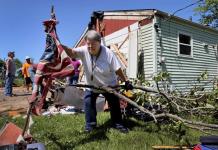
[14,58,23,78]
[14,58,23,69]
[0,58,6,84]
[0,58,5,68]
[194,0,218,28]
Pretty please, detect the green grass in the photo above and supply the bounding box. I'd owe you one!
[0,113,211,150]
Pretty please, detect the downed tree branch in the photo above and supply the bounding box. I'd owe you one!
[133,85,182,112]
[133,85,213,114]
[155,113,218,129]
[184,124,213,135]
[172,94,206,102]
[101,86,158,123]
[55,82,218,132]
[133,85,176,105]
[189,106,215,112]
[71,84,157,122]
[185,124,218,131]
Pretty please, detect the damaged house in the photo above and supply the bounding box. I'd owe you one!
[75,9,218,91]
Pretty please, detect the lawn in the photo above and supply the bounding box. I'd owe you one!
[0,112,207,150]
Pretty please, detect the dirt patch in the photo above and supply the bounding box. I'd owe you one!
[0,87,30,116]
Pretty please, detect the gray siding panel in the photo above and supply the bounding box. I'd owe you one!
[139,23,154,81]
[156,18,218,91]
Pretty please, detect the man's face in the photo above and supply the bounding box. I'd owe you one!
[86,39,101,55]
[10,53,15,58]
[26,59,31,63]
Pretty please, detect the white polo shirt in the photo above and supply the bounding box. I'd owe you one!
[74,45,121,87]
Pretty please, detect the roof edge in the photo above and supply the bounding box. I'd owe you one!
[74,27,88,48]
[154,10,218,34]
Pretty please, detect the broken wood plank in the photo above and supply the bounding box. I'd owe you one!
[111,44,128,67]
[118,26,131,49]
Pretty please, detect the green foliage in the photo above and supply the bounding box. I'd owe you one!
[0,79,3,87]
[0,76,24,87]
[14,58,23,80]
[134,91,150,106]
[136,74,151,86]
[153,72,170,82]
[162,121,187,144]
[189,70,208,95]
[0,58,6,80]
[0,58,5,68]
[14,78,24,86]
[0,58,22,69]
[0,113,208,150]
[207,88,218,101]
[194,0,218,28]
[161,121,204,146]
[197,70,208,83]
[133,70,218,134]
[14,58,23,69]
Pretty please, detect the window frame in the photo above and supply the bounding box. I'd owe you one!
[177,31,193,58]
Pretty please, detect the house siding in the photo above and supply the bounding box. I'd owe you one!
[138,23,154,81]
[156,17,218,91]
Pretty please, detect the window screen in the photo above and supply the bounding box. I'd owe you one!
[179,33,192,56]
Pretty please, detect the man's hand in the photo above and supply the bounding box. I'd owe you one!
[124,80,133,90]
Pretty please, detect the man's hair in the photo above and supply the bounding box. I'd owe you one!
[8,51,14,57]
[85,30,101,42]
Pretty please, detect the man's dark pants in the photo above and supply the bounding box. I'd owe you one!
[84,90,122,129]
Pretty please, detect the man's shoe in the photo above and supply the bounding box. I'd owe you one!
[84,127,95,133]
[11,93,16,96]
[84,125,97,133]
[113,124,129,133]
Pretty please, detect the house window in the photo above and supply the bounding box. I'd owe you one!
[178,33,192,56]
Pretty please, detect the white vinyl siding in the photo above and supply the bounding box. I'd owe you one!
[138,23,154,81]
[156,17,218,91]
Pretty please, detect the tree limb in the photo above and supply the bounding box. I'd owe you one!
[155,113,218,129]
[71,84,158,122]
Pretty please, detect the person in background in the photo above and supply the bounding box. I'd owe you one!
[63,30,133,133]
[28,58,36,90]
[22,56,33,92]
[67,58,81,85]
[4,51,16,97]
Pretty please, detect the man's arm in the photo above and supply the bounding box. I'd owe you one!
[22,64,25,76]
[62,44,77,58]
[5,59,9,72]
[78,65,84,82]
[116,68,133,90]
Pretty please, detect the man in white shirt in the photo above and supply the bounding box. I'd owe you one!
[63,30,133,133]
